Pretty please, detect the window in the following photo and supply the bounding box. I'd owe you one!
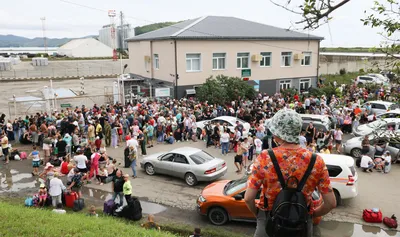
[212,53,226,70]
[301,52,312,66]
[189,151,215,165]
[279,80,291,90]
[281,52,292,67]
[300,78,311,91]
[153,54,159,69]
[161,153,174,162]
[371,103,386,110]
[173,155,188,164]
[186,53,201,72]
[326,165,343,177]
[237,53,250,69]
[260,52,271,67]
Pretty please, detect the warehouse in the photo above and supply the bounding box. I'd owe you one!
[58,38,113,58]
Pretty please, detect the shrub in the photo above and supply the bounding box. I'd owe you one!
[339,68,347,75]
[359,68,365,73]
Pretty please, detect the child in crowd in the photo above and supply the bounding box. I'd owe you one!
[141,214,161,231]
[96,167,108,185]
[87,205,98,217]
[29,146,41,176]
[123,174,132,203]
[107,159,117,177]
[52,203,66,214]
[94,136,101,151]
[38,183,48,207]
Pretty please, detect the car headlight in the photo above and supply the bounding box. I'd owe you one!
[198,195,206,202]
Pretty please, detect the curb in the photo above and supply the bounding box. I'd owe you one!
[0,74,119,81]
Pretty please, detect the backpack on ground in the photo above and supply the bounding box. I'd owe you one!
[25,197,33,207]
[383,215,398,229]
[103,199,118,215]
[265,149,316,237]
[116,197,142,221]
[73,198,85,212]
[363,209,382,223]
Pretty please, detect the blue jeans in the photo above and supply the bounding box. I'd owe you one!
[157,134,164,143]
[131,159,137,177]
[221,142,229,154]
[112,192,124,206]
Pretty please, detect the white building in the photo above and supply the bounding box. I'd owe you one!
[57,38,113,58]
[99,24,134,50]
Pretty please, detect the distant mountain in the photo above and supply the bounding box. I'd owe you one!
[0,34,98,47]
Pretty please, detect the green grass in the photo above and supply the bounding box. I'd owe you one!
[0,202,178,237]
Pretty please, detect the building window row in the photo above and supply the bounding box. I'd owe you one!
[180,51,312,72]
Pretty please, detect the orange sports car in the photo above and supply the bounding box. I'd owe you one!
[196,175,323,226]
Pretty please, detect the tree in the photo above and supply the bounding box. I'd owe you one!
[134,22,180,36]
[196,75,256,105]
[270,0,350,29]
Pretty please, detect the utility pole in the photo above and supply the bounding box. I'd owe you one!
[40,17,48,54]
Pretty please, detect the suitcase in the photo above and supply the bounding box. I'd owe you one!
[73,198,85,212]
[103,199,117,215]
[64,192,78,208]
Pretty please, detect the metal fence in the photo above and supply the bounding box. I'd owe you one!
[8,93,119,118]
[0,66,119,78]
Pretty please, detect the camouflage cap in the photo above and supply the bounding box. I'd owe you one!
[268,109,302,144]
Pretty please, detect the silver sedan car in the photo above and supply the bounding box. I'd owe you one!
[140,147,227,186]
[342,133,400,162]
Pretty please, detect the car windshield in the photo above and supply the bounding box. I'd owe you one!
[390,104,400,110]
[189,151,215,164]
[366,120,387,129]
[225,176,247,195]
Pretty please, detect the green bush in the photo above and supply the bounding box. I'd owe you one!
[359,68,365,73]
[339,68,347,75]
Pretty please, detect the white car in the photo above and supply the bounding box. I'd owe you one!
[368,73,389,83]
[319,154,358,205]
[196,116,250,137]
[356,75,384,85]
[376,109,400,119]
[246,153,358,205]
[360,101,396,115]
[353,118,400,137]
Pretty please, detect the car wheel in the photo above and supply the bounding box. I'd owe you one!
[145,163,155,176]
[334,189,342,206]
[185,172,198,186]
[208,207,228,225]
[350,148,362,158]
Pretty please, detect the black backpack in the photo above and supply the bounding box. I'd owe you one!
[265,149,316,237]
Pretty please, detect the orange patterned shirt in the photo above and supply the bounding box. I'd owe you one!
[247,147,332,212]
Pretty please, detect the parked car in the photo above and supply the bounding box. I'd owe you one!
[360,100,397,115]
[367,73,389,83]
[140,147,227,186]
[246,153,358,206]
[376,109,400,119]
[196,116,250,137]
[196,176,323,226]
[353,118,400,137]
[342,132,400,161]
[356,75,384,85]
[299,114,334,132]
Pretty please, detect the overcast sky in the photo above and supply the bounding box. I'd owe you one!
[0,0,385,47]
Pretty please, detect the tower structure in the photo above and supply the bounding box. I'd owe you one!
[108,10,118,61]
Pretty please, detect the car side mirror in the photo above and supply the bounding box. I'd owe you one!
[234,194,243,201]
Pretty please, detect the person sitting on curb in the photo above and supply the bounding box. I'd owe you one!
[141,214,161,231]
[189,228,202,237]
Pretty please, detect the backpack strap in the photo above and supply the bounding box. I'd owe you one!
[267,149,286,189]
[297,153,317,192]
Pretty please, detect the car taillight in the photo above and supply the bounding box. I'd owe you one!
[221,162,226,168]
[204,168,216,174]
[347,175,355,186]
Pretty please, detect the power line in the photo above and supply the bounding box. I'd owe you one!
[59,0,324,56]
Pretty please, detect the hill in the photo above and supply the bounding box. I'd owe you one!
[0,34,97,47]
[134,22,180,36]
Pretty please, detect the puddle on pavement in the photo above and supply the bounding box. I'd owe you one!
[315,221,400,237]
[0,168,39,193]
[82,186,168,215]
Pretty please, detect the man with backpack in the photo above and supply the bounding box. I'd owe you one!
[244,109,336,237]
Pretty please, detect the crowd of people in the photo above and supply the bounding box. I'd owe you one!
[0,80,397,237]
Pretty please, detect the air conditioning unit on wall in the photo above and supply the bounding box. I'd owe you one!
[144,56,151,63]
[294,54,303,60]
[251,54,262,62]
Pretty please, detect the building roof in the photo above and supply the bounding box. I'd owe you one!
[320,52,400,58]
[127,16,323,42]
